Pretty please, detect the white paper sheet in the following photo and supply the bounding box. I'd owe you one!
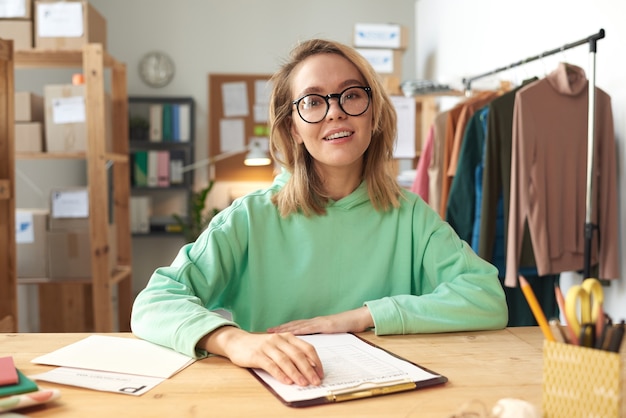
[219,118,245,152]
[15,211,34,244]
[0,0,26,18]
[31,335,195,379]
[51,96,86,124]
[251,333,440,403]
[222,82,249,117]
[36,2,84,38]
[30,367,163,396]
[390,96,416,158]
[51,189,89,218]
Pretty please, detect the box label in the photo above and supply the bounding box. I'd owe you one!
[15,211,34,244]
[37,2,84,38]
[354,23,403,49]
[51,189,89,218]
[356,48,395,73]
[0,0,26,18]
[52,96,86,124]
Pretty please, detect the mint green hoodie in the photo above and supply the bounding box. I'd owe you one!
[131,171,507,358]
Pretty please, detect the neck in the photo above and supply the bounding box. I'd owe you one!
[317,165,363,201]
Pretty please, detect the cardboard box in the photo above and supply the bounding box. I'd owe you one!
[34,0,106,50]
[47,223,116,279]
[0,20,33,50]
[16,209,49,278]
[44,83,86,152]
[44,83,112,153]
[356,48,404,79]
[15,91,44,122]
[0,0,33,19]
[15,122,44,152]
[353,23,408,50]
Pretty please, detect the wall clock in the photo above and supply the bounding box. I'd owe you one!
[138,51,175,88]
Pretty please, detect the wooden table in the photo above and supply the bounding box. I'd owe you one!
[1,328,548,417]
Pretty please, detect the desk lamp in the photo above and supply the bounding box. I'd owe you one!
[178,138,271,176]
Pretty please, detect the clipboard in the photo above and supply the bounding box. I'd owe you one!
[248,333,448,407]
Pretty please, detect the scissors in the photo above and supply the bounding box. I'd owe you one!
[564,278,604,347]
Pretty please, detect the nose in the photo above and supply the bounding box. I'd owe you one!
[326,97,346,119]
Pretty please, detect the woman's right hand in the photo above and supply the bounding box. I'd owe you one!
[198,326,324,386]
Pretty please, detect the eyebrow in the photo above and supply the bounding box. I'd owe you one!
[296,79,365,97]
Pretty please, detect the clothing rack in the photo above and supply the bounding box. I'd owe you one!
[462,29,606,279]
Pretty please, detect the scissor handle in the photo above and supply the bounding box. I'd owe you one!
[565,285,591,337]
[582,278,604,315]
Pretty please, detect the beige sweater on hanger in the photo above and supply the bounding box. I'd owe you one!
[505,62,619,287]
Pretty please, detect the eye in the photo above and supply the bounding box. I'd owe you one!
[343,88,363,101]
[301,95,324,109]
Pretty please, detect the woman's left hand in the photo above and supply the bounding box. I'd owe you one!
[267,306,374,335]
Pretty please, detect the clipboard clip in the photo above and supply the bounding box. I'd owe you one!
[325,379,416,402]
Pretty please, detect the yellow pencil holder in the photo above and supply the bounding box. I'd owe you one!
[542,340,623,417]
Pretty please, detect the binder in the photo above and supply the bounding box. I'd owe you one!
[162,103,172,141]
[147,150,159,187]
[248,333,447,407]
[133,151,148,187]
[156,150,170,187]
[149,104,162,141]
[178,103,190,142]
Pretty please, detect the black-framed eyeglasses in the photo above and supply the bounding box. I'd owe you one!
[292,86,371,124]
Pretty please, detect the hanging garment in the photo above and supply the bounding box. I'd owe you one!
[446,106,489,244]
[478,79,539,268]
[427,111,449,213]
[439,91,499,217]
[505,63,619,287]
[410,124,434,202]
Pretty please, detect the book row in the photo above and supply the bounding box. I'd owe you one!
[131,150,187,188]
[148,103,191,142]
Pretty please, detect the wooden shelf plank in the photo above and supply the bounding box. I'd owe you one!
[14,47,118,69]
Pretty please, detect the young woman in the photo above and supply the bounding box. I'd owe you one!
[131,38,508,388]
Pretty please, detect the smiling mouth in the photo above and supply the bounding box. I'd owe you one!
[324,131,352,141]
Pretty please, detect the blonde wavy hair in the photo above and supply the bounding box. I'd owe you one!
[269,38,402,217]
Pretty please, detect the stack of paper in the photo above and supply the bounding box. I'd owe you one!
[0,355,60,413]
[30,335,195,396]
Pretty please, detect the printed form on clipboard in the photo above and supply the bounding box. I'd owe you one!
[249,333,447,407]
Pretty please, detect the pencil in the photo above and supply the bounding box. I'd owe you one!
[519,276,555,342]
[554,284,579,345]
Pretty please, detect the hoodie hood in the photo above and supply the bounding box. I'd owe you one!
[271,168,369,210]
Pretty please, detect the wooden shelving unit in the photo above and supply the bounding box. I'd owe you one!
[0,39,16,332]
[3,43,132,332]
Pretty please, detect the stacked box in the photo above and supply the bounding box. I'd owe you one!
[44,83,112,153]
[0,0,34,49]
[16,208,49,278]
[15,91,44,152]
[47,188,117,279]
[34,0,106,50]
[43,84,87,152]
[353,23,408,95]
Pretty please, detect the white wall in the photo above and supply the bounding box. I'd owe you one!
[15,0,417,298]
[415,0,625,320]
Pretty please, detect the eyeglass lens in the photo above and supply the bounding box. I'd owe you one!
[294,86,370,123]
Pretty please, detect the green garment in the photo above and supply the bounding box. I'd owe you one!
[131,170,508,358]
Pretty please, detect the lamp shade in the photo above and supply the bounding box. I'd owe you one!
[244,141,272,166]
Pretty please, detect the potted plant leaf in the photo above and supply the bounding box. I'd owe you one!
[172,181,220,243]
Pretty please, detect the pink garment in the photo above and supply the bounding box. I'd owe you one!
[428,111,448,213]
[411,124,434,202]
[505,63,620,287]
